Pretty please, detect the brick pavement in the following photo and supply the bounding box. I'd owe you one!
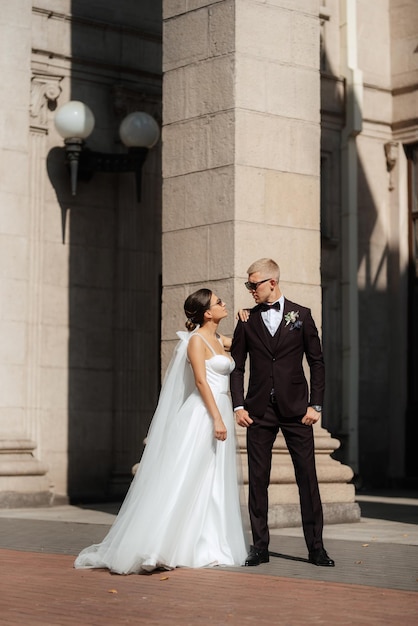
[0,517,417,592]
[1,548,418,626]
[0,493,417,625]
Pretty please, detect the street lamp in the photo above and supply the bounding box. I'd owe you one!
[54,100,160,202]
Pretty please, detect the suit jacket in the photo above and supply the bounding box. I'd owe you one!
[230,298,325,418]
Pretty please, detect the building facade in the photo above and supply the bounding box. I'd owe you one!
[0,0,416,510]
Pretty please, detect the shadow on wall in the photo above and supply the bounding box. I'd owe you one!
[320,43,411,487]
[47,0,163,502]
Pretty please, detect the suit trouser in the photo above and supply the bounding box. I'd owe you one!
[247,401,324,553]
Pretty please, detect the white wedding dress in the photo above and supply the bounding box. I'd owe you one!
[74,331,248,574]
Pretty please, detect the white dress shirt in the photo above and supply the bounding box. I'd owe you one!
[261,295,284,335]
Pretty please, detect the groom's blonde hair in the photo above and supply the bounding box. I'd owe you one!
[247,258,280,283]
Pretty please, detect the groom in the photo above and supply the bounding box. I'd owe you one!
[230,258,335,567]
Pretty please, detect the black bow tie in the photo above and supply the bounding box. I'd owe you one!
[259,301,281,312]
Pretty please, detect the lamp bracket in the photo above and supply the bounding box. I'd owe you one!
[63,139,148,202]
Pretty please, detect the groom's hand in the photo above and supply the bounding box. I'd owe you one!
[235,408,253,427]
[301,406,321,426]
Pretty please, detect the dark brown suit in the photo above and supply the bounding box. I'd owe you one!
[230,298,325,552]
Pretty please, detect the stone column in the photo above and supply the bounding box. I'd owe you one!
[0,3,52,505]
[162,0,358,525]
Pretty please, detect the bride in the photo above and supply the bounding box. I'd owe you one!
[74,289,248,574]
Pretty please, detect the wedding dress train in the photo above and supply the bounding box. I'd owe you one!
[74,331,248,574]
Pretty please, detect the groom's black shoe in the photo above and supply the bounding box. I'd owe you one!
[245,546,269,566]
[308,547,335,567]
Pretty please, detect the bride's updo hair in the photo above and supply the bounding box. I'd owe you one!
[184,289,212,331]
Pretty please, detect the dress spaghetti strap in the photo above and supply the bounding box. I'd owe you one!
[195,333,222,356]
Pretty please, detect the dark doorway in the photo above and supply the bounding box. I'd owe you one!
[406,144,418,478]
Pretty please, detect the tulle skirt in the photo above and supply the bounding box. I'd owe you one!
[74,389,248,574]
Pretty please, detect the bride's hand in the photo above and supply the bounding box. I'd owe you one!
[214,417,227,441]
[236,308,251,322]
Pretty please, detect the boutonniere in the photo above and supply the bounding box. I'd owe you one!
[284,310,302,330]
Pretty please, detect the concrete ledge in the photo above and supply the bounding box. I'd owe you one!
[269,502,361,528]
[0,491,54,508]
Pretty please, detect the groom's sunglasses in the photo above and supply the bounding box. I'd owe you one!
[244,278,272,291]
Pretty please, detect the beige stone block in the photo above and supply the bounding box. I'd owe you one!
[32,0,71,12]
[0,278,27,322]
[290,11,319,69]
[41,367,68,410]
[0,364,25,407]
[235,166,319,228]
[164,55,234,124]
[207,222,234,279]
[163,111,234,178]
[0,24,30,69]
[237,4,318,68]
[236,110,320,176]
[161,285,189,340]
[41,284,69,325]
[363,87,393,127]
[0,191,28,237]
[0,235,28,280]
[163,167,234,232]
[162,228,209,285]
[163,0,186,19]
[0,70,30,109]
[267,482,356,505]
[234,166,265,222]
[43,242,69,288]
[163,0,221,20]
[160,338,178,376]
[264,0,319,14]
[0,321,26,364]
[282,283,322,326]
[208,0,235,57]
[41,409,68,453]
[393,90,418,127]
[265,171,319,228]
[0,150,29,195]
[357,4,391,87]
[236,3,292,62]
[235,56,267,113]
[236,57,319,122]
[390,0,418,39]
[267,64,319,122]
[41,325,69,368]
[0,0,32,26]
[163,8,209,71]
[41,448,67,496]
[0,407,25,436]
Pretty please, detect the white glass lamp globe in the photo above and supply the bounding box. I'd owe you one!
[119,112,160,148]
[54,101,95,140]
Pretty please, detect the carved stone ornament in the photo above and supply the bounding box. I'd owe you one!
[384,141,399,191]
[30,74,63,127]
